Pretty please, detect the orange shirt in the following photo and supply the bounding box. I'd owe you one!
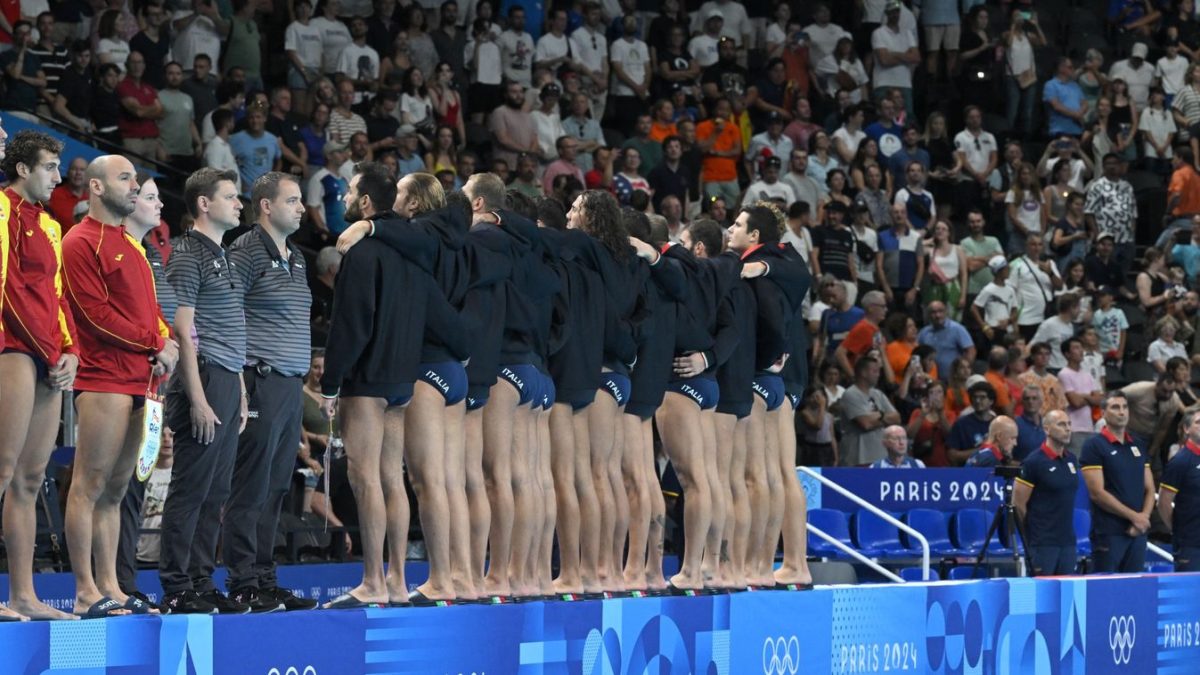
[1169,165,1200,216]
[984,369,1012,412]
[886,339,939,384]
[842,319,881,365]
[696,117,742,183]
[649,121,677,144]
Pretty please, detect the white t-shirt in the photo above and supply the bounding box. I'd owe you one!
[741,180,796,208]
[832,127,866,159]
[871,24,916,89]
[1030,315,1076,370]
[1138,107,1177,159]
[688,34,720,68]
[465,39,502,85]
[1005,189,1043,235]
[953,129,998,176]
[284,21,324,71]
[399,93,432,127]
[531,109,565,161]
[802,22,851,65]
[609,38,649,97]
[497,29,535,86]
[309,16,352,75]
[570,26,608,76]
[1009,256,1058,326]
[336,43,380,104]
[98,38,130,73]
[535,32,572,66]
[852,225,878,283]
[1110,59,1154,109]
[783,226,813,264]
[203,136,241,193]
[1149,339,1188,365]
[1156,55,1189,96]
[973,281,1017,328]
[1006,33,1034,80]
[815,54,869,102]
[172,11,222,73]
[693,0,750,44]
[1044,157,1087,192]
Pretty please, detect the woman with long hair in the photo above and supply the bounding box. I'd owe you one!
[428,62,466,147]
[400,66,434,148]
[832,105,867,166]
[1042,157,1074,222]
[815,36,869,103]
[96,9,131,72]
[1078,49,1107,123]
[308,76,337,110]
[1005,161,1046,255]
[404,4,439,86]
[958,5,997,111]
[818,169,854,222]
[922,220,970,319]
[944,357,973,419]
[300,102,331,175]
[424,125,459,174]
[924,111,962,218]
[1107,78,1139,162]
[849,137,890,194]
[807,130,841,186]
[1003,7,1045,139]
[1137,247,1174,320]
[380,32,413,91]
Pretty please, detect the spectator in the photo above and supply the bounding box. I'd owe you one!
[171,0,227,77]
[90,62,123,145]
[610,16,651,135]
[1080,326,1108,387]
[865,96,902,160]
[923,220,968,319]
[1043,56,1088,138]
[180,53,218,123]
[918,0,960,79]
[746,112,794,178]
[1035,136,1092,192]
[742,156,795,208]
[966,415,1019,467]
[1030,295,1080,371]
[336,18,380,105]
[1110,42,1154,109]
[533,7,571,74]
[887,126,929,188]
[807,131,841,194]
[982,346,1015,415]
[116,51,163,159]
[159,61,201,171]
[815,37,869,105]
[306,139,350,236]
[906,379,955,467]
[853,164,891,233]
[225,0,262,91]
[1049,192,1089,268]
[893,161,935,231]
[284,0,322,115]
[622,115,662,174]
[1078,48,1108,119]
[1092,286,1130,363]
[1014,385,1048,461]
[489,81,538,169]
[1060,337,1103,454]
[497,5,534,88]
[510,153,544,199]
[1085,153,1139,273]
[817,277,862,360]
[1002,8,1045,140]
[837,290,889,379]
[96,9,131,73]
[203,108,241,193]
[424,124,457,175]
[871,0,919,120]
[542,136,586,196]
[1085,233,1132,301]
[699,36,747,110]
[801,3,850,66]
[570,2,609,120]
[402,5,438,84]
[1141,87,1177,174]
[832,104,867,165]
[869,426,925,468]
[613,147,651,206]
[798,388,838,467]
[562,93,604,173]
[948,381,999,464]
[696,97,741,208]
[918,300,976,380]
[838,356,901,467]
[1010,237,1062,340]
[782,148,821,221]
[877,203,924,313]
[1004,162,1046,255]
[694,0,751,49]
[1121,371,1183,464]
[1020,342,1069,416]
[961,209,1004,302]
[1137,247,1175,321]
[53,40,93,133]
[648,136,692,213]
[230,105,283,197]
[1081,391,1154,574]
[1158,150,1200,250]
[647,100,677,144]
[531,83,566,162]
[1,21,46,117]
[971,256,1018,350]
[48,156,88,230]
[958,6,996,112]
[29,11,68,105]
[339,131,372,181]
[1150,320,1189,373]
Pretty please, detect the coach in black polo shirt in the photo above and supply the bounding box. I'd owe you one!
[1158,409,1200,572]
[160,168,249,615]
[1014,410,1079,575]
[223,172,317,612]
[1080,391,1155,574]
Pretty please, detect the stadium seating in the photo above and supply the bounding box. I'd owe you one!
[899,567,940,582]
[902,509,964,556]
[807,509,854,558]
[948,566,990,580]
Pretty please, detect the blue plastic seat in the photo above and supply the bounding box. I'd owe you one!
[948,565,990,580]
[807,508,853,558]
[903,509,962,556]
[1074,509,1091,556]
[951,508,1016,555]
[900,566,940,582]
[852,510,909,558]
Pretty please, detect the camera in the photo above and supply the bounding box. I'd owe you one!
[994,465,1022,480]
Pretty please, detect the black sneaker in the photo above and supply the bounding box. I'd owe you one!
[198,589,251,614]
[229,587,285,613]
[261,586,318,611]
[161,590,219,615]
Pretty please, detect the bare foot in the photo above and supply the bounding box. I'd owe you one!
[12,598,79,620]
[0,603,28,622]
[645,574,668,592]
[773,565,813,587]
[552,577,582,596]
[482,576,512,598]
[668,572,704,590]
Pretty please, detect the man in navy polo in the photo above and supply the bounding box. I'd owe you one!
[1014,410,1080,576]
[1013,385,1047,461]
[1158,409,1200,572]
[1080,391,1155,573]
[966,415,1018,468]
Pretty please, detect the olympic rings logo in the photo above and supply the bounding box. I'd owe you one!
[762,636,800,675]
[267,668,317,675]
[1109,615,1136,665]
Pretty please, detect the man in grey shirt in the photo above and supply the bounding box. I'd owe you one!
[157,61,200,172]
[782,148,821,221]
[838,355,900,466]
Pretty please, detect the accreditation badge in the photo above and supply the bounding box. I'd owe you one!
[135,392,165,482]
[1131,446,1142,458]
[1068,462,1077,474]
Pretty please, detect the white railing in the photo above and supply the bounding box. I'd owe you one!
[807,523,904,582]
[797,466,932,582]
[1148,542,1174,563]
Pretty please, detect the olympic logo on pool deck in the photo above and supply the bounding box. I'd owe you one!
[762,636,800,675]
[1109,615,1136,665]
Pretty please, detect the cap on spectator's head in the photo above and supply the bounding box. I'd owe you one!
[1098,285,1115,297]
[987,255,1007,274]
[705,8,723,20]
[326,139,349,153]
[965,374,988,390]
[885,0,902,12]
[767,110,784,124]
[1132,43,1148,59]
[1097,231,1115,242]
[763,155,782,169]
[825,200,848,214]
[540,82,562,99]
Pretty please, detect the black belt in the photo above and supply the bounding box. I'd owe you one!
[246,363,301,379]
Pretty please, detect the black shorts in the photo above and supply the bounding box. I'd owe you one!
[500,363,541,406]
[666,376,719,410]
[340,381,414,408]
[752,375,786,412]
[600,372,631,407]
[74,390,146,410]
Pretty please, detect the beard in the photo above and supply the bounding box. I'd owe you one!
[100,189,136,218]
[345,200,362,223]
[506,97,524,109]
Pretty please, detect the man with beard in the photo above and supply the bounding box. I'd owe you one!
[0,130,80,621]
[222,173,317,612]
[158,168,249,614]
[490,81,539,172]
[63,156,179,618]
[700,37,747,110]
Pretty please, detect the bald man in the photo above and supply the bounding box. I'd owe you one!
[869,425,926,468]
[62,155,179,618]
[967,416,1019,467]
[1013,410,1080,575]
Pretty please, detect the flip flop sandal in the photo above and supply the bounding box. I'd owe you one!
[407,590,455,607]
[664,583,706,597]
[0,605,27,622]
[323,593,384,610]
[76,597,127,619]
[774,582,814,591]
[123,596,155,614]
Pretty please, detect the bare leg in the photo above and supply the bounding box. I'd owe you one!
[381,404,409,602]
[643,423,668,591]
[550,402,582,594]
[587,391,618,591]
[67,393,134,611]
[757,399,785,583]
[656,392,708,590]
[573,406,601,592]
[405,382,454,600]
[621,415,650,590]
[482,381,517,596]
[535,407,556,595]
[700,409,727,588]
[744,396,772,586]
[95,407,147,604]
[443,400,475,598]
[727,414,751,588]
[463,407,490,593]
[507,402,536,596]
[4,368,76,620]
[773,405,813,586]
[325,396,389,607]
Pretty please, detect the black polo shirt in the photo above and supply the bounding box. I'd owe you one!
[1018,443,1080,546]
[229,226,312,377]
[166,230,247,373]
[1161,440,1200,548]
[1080,427,1149,536]
[267,113,307,164]
[647,161,689,211]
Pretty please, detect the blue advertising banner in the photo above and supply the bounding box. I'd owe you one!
[803,468,1092,514]
[1,573,1199,674]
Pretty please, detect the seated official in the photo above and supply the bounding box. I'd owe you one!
[869,425,926,468]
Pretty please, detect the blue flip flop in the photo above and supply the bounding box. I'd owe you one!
[123,595,155,614]
[76,597,126,619]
